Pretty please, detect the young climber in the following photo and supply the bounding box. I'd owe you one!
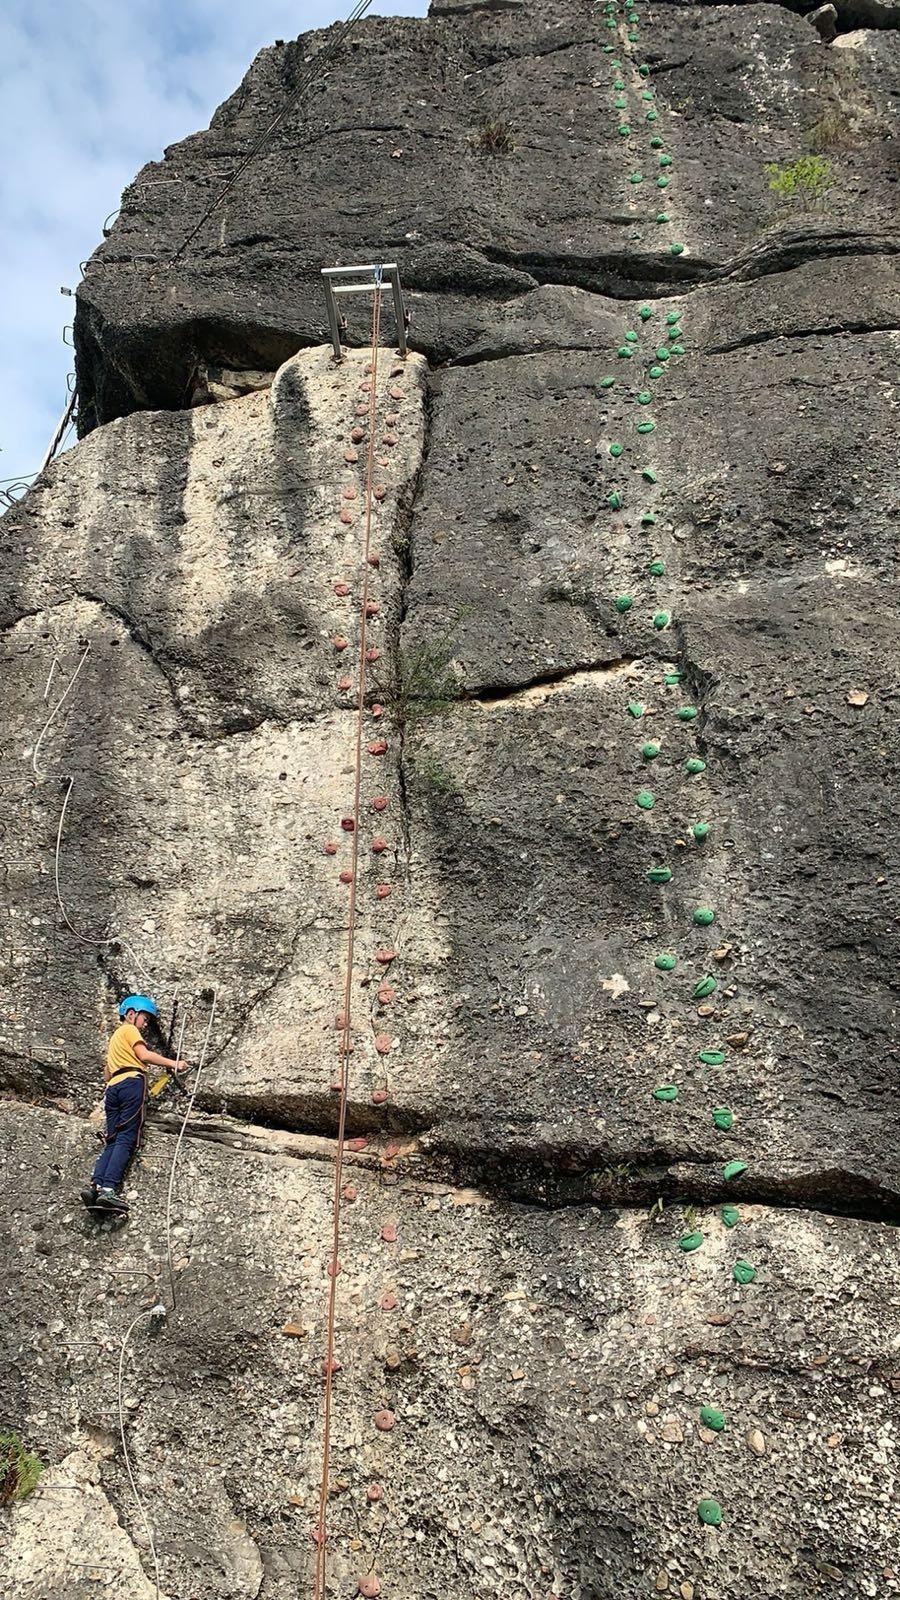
[82,995,187,1210]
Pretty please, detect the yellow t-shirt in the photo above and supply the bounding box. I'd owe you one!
[106,1022,145,1082]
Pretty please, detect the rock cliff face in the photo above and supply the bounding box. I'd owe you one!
[1,1,899,1597]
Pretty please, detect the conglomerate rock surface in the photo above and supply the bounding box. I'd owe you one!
[1,1,899,1597]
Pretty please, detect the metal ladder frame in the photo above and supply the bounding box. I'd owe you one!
[321,263,408,362]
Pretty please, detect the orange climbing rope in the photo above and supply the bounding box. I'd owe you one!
[314,277,385,1600]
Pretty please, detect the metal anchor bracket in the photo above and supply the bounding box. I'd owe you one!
[321,262,408,362]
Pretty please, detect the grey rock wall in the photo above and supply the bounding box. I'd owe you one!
[1,1,899,1597]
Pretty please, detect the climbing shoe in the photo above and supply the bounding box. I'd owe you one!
[95,1186,127,1211]
[80,1185,98,1208]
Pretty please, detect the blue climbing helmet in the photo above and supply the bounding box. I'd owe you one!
[118,994,158,1021]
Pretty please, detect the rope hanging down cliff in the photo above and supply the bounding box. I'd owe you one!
[314,274,385,1600]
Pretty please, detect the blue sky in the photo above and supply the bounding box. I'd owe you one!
[0,0,428,492]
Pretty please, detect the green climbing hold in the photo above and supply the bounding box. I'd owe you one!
[656,212,670,224]
[642,90,654,101]
[679,1231,704,1252]
[612,57,622,67]
[655,346,670,361]
[627,700,645,718]
[685,757,707,775]
[646,866,673,884]
[639,305,652,320]
[615,96,628,109]
[649,364,664,379]
[691,821,711,842]
[649,133,663,145]
[663,670,682,685]
[628,29,639,41]
[723,1160,748,1182]
[648,559,665,575]
[660,155,673,169]
[607,491,622,510]
[654,953,677,971]
[733,1260,756,1285]
[712,1107,733,1131]
[642,741,660,760]
[613,77,625,89]
[641,513,657,527]
[625,330,639,342]
[599,376,615,389]
[665,312,680,325]
[700,1406,726,1432]
[657,176,670,189]
[653,1084,679,1101]
[642,467,658,483]
[699,1049,726,1066]
[670,342,685,355]
[693,976,717,998]
[676,706,699,721]
[616,594,634,614]
[610,442,624,457]
[606,16,617,26]
[603,42,615,51]
[639,63,651,77]
[693,908,716,927]
[698,1499,723,1527]
[669,242,685,255]
[646,109,658,121]
[629,172,644,184]
[636,420,656,434]
[636,790,655,810]
[617,346,634,358]
[721,1204,740,1229]
[637,391,653,405]
[618,124,632,137]
[652,610,670,630]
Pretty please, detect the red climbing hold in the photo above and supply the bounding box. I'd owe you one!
[374,1033,392,1055]
[382,433,398,446]
[340,510,355,526]
[341,818,356,832]
[333,637,349,652]
[381,1223,398,1243]
[324,841,338,856]
[330,1078,343,1093]
[367,552,381,568]
[376,884,392,900]
[365,362,375,375]
[343,1183,358,1201]
[338,675,353,692]
[375,947,396,964]
[374,1409,395,1432]
[380,1292,398,1311]
[355,403,369,417]
[311,1526,324,1546]
[368,739,388,756]
[371,837,388,854]
[334,582,351,597]
[385,413,398,426]
[323,1356,342,1374]
[377,984,395,1005]
[390,364,404,377]
[358,379,372,392]
[339,869,353,884]
[377,456,389,469]
[371,705,384,720]
[365,601,380,617]
[342,486,358,501]
[344,449,359,464]
[373,796,388,812]
[383,1140,400,1160]
[334,1012,347,1029]
[373,486,387,501]
[366,1483,383,1503]
[389,386,405,401]
[371,1088,388,1105]
[327,1259,342,1277]
[366,646,381,663]
[348,1135,368,1152]
[359,1576,381,1598]
[351,427,366,443]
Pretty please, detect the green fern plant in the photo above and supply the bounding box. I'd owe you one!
[765,155,833,207]
[0,1433,44,1505]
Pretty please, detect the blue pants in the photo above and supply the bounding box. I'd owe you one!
[92,1075,147,1189]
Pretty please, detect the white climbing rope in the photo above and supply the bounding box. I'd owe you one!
[163,992,217,1309]
[31,642,91,777]
[116,1309,164,1600]
[53,776,154,981]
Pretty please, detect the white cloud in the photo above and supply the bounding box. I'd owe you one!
[0,0,428,486]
